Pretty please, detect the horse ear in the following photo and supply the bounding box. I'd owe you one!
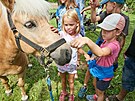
[0,0,15,11]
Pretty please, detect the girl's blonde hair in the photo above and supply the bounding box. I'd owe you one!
[62,9,80,34]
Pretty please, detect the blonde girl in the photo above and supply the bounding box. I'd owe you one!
[58,9,88,101]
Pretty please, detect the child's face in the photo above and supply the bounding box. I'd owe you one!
[63,17,78,36]
[106,2,115,13]
[60,0,67,4]
[102,29,117,41]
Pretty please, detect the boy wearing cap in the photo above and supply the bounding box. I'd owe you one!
[71,13,125,101]
[77,0,129,99]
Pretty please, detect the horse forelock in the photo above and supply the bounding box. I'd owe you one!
[13,0,51,21]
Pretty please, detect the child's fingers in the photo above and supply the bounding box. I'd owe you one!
[90,0,100,7]
[53,29,58,33]
[50,26,58,33]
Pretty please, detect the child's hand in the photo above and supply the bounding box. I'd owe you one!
[71,37,88,48]
[50,26,58,33]
[84,54,91,61]
[78,48,84,54]
[86,56,95,61]
[90,0,100,8]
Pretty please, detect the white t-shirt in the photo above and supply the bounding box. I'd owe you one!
[57,31,81,73]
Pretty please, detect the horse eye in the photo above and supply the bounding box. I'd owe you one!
[24,21,36,29]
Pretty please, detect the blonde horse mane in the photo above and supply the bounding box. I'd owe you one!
[13,0,51,21]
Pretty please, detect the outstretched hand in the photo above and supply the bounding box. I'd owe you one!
[70,37,89,48]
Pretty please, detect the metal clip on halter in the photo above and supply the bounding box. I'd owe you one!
[41,48,50,57]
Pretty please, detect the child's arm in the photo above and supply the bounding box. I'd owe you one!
[78,48,91,61]
[78,48,98,61]
[81,6,91,14]
[90,0,101,22]
[71,37,111,57]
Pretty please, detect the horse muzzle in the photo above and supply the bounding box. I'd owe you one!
[50,44,72,66]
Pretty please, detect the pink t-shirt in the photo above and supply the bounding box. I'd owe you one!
[96,40,120,67]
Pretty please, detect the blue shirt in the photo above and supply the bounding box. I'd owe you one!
[56,5,66,32]
[75,0,85,12]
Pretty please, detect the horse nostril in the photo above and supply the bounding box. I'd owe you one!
[65,49,72,63]
[58,49,72,65]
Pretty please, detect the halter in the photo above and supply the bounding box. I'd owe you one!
[7,10,66,57]
[7,10,64,101]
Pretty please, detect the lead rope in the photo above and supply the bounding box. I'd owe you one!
[40,54,54,101]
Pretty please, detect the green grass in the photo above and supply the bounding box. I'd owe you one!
[0,12,135,101]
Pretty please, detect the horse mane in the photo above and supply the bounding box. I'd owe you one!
[13,0,51,21]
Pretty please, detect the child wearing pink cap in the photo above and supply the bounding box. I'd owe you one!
[77,0,129,99]
[106,28,135,101]
[71,13,125,101]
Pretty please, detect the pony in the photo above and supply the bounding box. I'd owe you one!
[0,0,72,100]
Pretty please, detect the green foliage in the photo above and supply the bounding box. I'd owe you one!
[47,0,57,3]
[126,0,135,14]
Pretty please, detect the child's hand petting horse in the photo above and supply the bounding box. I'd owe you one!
[50,26,58,33]
[71,37,89,48]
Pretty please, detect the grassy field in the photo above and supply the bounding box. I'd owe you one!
[0,12,135,101]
